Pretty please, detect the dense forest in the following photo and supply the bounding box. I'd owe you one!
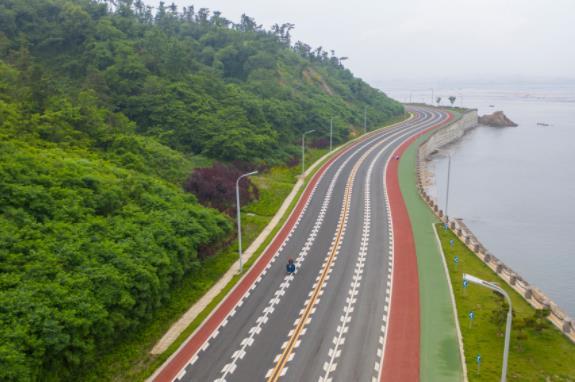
[0,0,403,380]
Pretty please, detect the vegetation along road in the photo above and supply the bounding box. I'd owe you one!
[150,107,451,382]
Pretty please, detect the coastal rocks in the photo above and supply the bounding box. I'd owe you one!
[478,111,517,127]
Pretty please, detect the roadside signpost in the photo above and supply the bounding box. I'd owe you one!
[468,310,475,328]
[454,255,459,270]
[450,239,454,248]
[476,354,481,374]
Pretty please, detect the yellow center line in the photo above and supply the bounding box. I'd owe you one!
[267,152,362,381]
[267,113,415,382]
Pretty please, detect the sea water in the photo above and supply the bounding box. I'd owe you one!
[388,83,575,316]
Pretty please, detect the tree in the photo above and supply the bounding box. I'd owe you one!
[448,95,456,106]
[0,1,405,377]
[436,96,441,105]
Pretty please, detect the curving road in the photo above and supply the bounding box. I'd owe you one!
[151,107,451,382]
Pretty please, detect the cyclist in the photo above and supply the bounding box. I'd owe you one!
[286,258,296,274]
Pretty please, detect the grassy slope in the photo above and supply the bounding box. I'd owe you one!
[398,131,463,381]
[436,226,575,381]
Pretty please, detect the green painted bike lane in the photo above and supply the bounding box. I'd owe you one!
[398,132,464,381]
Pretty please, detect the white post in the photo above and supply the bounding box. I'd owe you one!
[301,130,315,176]
[236,170,258,273]
[463,274,512,382]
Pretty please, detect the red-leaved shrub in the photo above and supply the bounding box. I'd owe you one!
[310,137,329,149]
[184,163,259,215]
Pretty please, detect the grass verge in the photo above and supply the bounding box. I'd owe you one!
[436,225,575,381]
[398,130,463,381]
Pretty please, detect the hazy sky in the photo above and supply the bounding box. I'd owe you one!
[147,0,575,87]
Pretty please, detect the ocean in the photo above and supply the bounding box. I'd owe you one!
[387,82,575,317]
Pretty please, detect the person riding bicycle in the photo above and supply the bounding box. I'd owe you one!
[286,258,296,274]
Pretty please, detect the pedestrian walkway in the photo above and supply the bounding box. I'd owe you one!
[398,132,464,382]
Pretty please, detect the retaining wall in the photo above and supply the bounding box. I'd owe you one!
[415,109,575,343]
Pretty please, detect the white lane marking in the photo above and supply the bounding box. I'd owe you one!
[214,139,371,381]
[266,168,356,380]
[270,111,444,381]
[320,122,390,382]
[375,108,448,380]
[171,112,436,381]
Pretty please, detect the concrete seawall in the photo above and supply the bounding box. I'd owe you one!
[415,108,575,343]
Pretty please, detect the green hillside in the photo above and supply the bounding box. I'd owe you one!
[0,0,403,380]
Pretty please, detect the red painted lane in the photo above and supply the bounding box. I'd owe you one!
[380,111,453,382]
[153,128,385,382]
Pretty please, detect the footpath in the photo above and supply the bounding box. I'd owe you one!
[398,128,464,381]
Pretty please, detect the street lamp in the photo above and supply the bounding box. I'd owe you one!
[436,149,452,222]
[236,170,258,273]
[363,106,367,134]
[330,117,333,152]
[463,273,513,382]
[445,153,451,222]
[301,129,315,175]
[430,88,434,106]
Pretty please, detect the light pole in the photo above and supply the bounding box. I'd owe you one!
[301,130,315,176]
[463,273,512,382]
[236,170,258,273]
[330,117,333,152]
[445,153,452,222]
[430,88,434,106]
[363,106,367,134]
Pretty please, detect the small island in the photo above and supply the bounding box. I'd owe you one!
[478,111,518,127]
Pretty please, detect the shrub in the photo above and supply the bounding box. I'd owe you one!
[184,163,259,215]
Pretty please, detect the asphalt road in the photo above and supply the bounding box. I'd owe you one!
[152,107,450,382]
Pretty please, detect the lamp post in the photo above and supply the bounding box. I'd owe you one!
[430,88,434,106]
[445,153,452,221]
[363,106,367,134]
[463,273,512,382]
[330,117,333,152]
[301,129,315,176]
[236,170,258,273]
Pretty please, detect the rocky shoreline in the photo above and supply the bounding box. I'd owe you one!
[478,110,518,127]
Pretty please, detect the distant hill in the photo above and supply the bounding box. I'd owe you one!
[0,0,403,379]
